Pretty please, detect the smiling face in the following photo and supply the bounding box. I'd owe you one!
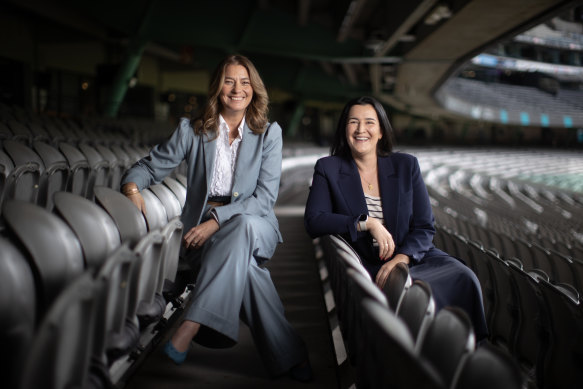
[220,64,253,116]
[345,104,382,159]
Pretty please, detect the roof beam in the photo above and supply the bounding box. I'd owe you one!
[298,0,311,26]
[337,0,369,42]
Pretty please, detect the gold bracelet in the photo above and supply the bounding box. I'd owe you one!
[122,187,140,196]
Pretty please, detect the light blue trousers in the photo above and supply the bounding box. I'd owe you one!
[183,213,307,375]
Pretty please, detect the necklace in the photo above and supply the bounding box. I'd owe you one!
[359,169,377,191]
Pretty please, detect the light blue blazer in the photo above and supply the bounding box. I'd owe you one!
[121,118,283,243]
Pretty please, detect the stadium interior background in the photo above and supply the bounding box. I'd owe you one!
[1,0,582,148]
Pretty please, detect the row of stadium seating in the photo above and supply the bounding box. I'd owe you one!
[1,165,189,389]
[316,234,523,389]
[434,226,583,388]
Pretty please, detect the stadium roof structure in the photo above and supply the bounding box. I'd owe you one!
[3,0,580,118]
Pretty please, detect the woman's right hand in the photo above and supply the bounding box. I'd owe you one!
[367,218,395,260]
[122,183,147,215]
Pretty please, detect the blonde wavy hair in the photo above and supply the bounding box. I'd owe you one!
[192,54,269,136]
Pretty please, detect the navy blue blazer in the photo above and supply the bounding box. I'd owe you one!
[304,152,447,266]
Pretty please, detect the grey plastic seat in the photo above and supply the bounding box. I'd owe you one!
[0,148,14,209]
[131,231,166,328]
[160,217,184,287]
[150,183,182,220]
[361,298,446,389]
[94,185,147,247]
[53,191,121,269]
[93,244,137,364]
[79,143,111,200]
[396,279,436,346]
[95,145,123,189]
[7,119,33,144]
[0,237,36,389]
[538,279,583,388]
[345,267,388,373]
[0,121,13,141]
[420,307,476,387]
[3,139,43,204]
[163,176,186,208]
[452,343,523,389]
[383,261,412,311]
[32,141,69,210]
[59,142,91,198]
[141,187,169,231]
[19,272,100,389]
[175,172,187,188]
[2,200,84,316]
[110,145,132,170]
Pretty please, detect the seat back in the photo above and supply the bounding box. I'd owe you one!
[397,279,436,346]
[53,191,121,269]
[141,188,169,231]
[19,272,100,389]
[150,183,182,220]
[361,298,446,389]
[3,140,43,204]
[538,279,583,388]
[79,143,110,200]
[163,176,186,208]
[59,143,91,198]
[94,185,147,246]
[383,261,412,311]
[160,217,184,285]
[0,237,36,389]
[452,343,523,389]
[32,141,69,210]
[3,200,85,316]
[420,307,476,387]
[95,145,122,189]
[93,244,135,361]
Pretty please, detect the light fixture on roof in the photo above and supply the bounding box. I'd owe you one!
[424,4,452,25]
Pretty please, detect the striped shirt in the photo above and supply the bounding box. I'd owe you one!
[365,194,385,247]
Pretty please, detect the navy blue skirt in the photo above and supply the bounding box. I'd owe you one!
[363,254,488,340]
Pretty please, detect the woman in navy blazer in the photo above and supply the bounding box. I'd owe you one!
[304,96,487,339]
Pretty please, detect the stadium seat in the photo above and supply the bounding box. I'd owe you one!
[140,188,169,231]
[163,176,186,208]
[94,145,123,189]
[131,231,166,329]
[7,119,33,144]
[361,298,446,389]
[537,279,583,388]
[466,240,495,326]
[451,343,523,389]
[94,186,147,247]
[93,244,136,365]
[484,248,519,351]
[175,172,187,188]
[79,143,111,200]
[19,272,100,389]
[2,200,85,317]
[396,279,436,347]
[32,141,69,210]
[0,237,36,389]
[506,260,549,385]
[59,143,91,198]
[149,183,182,220]
[3,139,43,204]
[345,267,388,368]
[159,218,184,294]
[382,261,412,311]
[53,191,121,269]
[419,307,476,387]
[0,148,14,209]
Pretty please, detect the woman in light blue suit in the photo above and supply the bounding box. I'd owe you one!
[121,55,311,381]
[304,96,488,340]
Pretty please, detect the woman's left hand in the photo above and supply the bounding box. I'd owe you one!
[183,219,220,249]
[375,254,410,289]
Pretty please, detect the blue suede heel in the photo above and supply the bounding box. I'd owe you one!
[163,340,188,365]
